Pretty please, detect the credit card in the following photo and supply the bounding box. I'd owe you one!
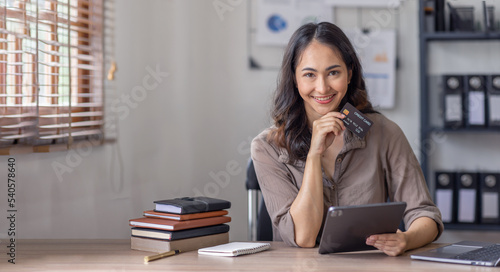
[340,102,373,138]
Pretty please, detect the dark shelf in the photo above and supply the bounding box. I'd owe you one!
[444,223,500,231]
[421,31,500,41]
[426,127,500,134]
[419,1,500,233]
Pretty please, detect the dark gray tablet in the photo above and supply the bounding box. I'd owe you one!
[318,202,407,254]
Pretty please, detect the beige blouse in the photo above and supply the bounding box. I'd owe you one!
[251,113,444,246]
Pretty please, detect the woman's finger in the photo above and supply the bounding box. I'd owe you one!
[323,111,346,120]
[314,114,346,132]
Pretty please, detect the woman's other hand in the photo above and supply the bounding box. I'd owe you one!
[365,230,408,257]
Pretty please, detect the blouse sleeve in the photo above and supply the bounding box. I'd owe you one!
[250,132,299,247]
[383,121,444,239]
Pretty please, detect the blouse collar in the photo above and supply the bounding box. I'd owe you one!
[276,128,367,166]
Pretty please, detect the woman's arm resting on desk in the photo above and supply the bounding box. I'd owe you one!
[289,153,324,248]
[290,113,345,248]
[365,216,439,257]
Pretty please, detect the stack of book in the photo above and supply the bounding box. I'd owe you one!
[129,196,231,253]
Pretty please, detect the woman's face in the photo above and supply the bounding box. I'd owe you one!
[295,40,352,124]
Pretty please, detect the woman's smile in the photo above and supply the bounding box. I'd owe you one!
[311,94,335,104]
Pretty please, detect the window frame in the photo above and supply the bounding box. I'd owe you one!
[0,0,113,154]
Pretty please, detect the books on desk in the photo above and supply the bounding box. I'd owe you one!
[129,197,231,253]
[132,224,230,240]
[143,210,228,220]
[129,215,231,231]
[131,232,229,253]
[154,196,231,214]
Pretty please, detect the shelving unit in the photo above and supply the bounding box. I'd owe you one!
[418,1,500,230]
[426,127,500,133]
[422,32,500,40]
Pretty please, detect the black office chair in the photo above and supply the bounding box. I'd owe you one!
[245,158,273,241]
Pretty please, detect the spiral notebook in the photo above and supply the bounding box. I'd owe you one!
[198,242,271,257]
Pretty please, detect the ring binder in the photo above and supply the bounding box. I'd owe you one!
[487,75,500,127]
[479,173,500,224]
[435,172,456,224]
[456,172,479,224]
[465,75,487,128]
[443,75,464,129]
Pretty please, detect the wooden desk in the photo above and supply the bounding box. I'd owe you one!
[2,240,498,271]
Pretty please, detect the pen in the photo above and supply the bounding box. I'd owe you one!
[144,249,181,263]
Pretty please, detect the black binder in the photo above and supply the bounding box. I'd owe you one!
[464,75,487,128]
[435,172,456,224]
[456,172,479,224]
[443,75,464,129]
[435,0,445,31]
[487,74,500,127]
[479,173,500,224]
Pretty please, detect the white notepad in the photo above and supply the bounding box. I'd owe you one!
[198,242,271,257]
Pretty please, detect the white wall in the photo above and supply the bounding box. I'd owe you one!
[0,0,276,241]
[1,0,496,242]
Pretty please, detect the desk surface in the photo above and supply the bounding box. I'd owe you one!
[1,239,498,271]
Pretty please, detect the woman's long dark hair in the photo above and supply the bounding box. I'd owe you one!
[268,22,377,164]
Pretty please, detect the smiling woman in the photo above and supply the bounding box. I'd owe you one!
[251,22,443,257]
[295,41,351,126]
[267,22,376,165]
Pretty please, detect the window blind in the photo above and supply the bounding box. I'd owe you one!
[0,0,111,152]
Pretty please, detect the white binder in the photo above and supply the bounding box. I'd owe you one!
[480,173,500,224]
[443,75,464,128]
[466,75,486,127]
[457,173,478,223]
[487,75,500,127]
[435,172,455,223]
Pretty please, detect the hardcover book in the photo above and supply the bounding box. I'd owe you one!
[154,197,231,214]
[131,224,230,241]
[129,216,231,231]
[131,232,229,253]
[143,210,228,221]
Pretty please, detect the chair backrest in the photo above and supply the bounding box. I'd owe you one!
[245,158,273,241]
[245,158,260,190]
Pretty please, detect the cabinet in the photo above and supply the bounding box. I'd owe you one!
[418,0,500,230]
